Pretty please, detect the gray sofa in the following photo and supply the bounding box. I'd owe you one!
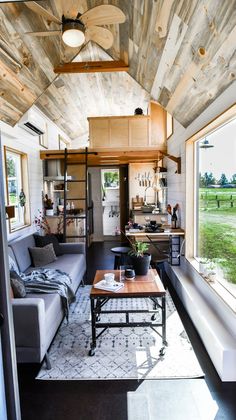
[8,233,86,366]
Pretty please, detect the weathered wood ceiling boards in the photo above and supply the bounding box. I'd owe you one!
[0,0,236,144]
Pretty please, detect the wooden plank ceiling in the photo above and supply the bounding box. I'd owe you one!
[0,0,236,143]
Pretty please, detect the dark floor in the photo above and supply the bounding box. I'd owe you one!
[17,241,236,420]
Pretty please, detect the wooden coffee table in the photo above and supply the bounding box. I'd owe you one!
[89,269,167,356]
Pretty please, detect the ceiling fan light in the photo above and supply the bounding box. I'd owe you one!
[62,21,85,47]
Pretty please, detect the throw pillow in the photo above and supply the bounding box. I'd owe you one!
[33,234,62,256]
[9,255,20,274]
[29,243,57,267]
[10,271,26,298]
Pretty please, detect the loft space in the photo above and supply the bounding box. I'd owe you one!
[0,0,236,147]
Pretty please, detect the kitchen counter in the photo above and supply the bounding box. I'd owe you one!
[131,210,167,215]
[126,228,185,237]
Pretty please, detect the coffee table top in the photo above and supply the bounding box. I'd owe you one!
[90,269,165,298]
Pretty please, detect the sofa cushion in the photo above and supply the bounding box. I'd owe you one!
[33,234,62,256]
[9,235,35,273]
[9,254,20,274]
[25,254,86,293]
[10,271,26,298]
[29,243,57,267]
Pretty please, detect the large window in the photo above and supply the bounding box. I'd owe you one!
[5,147,30,231]
[195,118,236,300]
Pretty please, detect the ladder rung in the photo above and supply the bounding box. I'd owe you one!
[66,162,86,166]
[67,162,86,164]
[65,180,86,183]
[65,235,86,239]
[66,216,86,219]
[66,198,86,200]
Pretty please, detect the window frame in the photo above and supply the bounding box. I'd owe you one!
[185,103,236,312]
[4,146,30,232]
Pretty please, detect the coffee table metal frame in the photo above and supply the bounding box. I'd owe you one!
[89,269,167,356]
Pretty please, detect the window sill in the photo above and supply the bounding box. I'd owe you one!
[186,257,236,314]
[10,223,31,234]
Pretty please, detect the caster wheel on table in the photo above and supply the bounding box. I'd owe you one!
[159,347,166,357]
[89,348,95,356]
[96,315,100,322]
[151,314,156,321]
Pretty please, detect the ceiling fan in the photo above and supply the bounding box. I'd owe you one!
[23,2,126,49]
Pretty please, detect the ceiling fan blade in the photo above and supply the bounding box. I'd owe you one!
[59,0,81,19]
[24,31,61,37]
[25,2,61,24]
[85,26,114,50]
[80,5,126,27]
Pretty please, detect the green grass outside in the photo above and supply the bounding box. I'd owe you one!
[199,188,236,285]
[9,193,17,205]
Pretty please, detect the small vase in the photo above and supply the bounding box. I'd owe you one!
[207,271,216,282]
[199,262,208,275]
[45,209,54,216]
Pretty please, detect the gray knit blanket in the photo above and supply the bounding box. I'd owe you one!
[21,269,75,320]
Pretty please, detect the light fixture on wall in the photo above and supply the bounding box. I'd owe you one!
[62,18,85,48]
[199,137,214,149]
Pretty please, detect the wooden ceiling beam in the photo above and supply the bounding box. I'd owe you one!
[54,60,129,74]
[40,149,161,165]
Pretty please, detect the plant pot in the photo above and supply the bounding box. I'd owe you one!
[207,271,216,282]
[199,261,208,275]
[45,209,54,216]
[130,253,151,276]
[55,233,64,243]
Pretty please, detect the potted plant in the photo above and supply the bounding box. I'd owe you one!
[44,194,54,216]
[199,258,209,275]
[128,240,151,275]
[206,260,217,282]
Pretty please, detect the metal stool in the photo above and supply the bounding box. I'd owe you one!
[149,239,170,284]
[110,246,131,269]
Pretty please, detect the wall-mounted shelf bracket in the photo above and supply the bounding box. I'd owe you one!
[160,152,181,174]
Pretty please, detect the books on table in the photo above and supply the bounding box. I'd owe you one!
[93,280,124,292]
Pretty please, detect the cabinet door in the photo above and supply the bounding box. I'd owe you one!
[89,118,110,148]
[149,101,167,149]
[129,117,149,147]
[110,118,129,148]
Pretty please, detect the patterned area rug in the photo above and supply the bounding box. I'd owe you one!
[36,286,204,380]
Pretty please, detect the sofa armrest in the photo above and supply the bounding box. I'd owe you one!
[12,298,46,349]
[58,242,85,254]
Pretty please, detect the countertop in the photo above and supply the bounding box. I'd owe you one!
[131,209,168,215]
[45,213,85,218]
[126,228,185,236]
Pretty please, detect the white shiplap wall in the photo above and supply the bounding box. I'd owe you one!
[1,106,71,240]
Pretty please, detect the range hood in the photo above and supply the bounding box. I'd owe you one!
[43,160,72,181]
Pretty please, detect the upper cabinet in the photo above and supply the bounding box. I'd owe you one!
[88,102,169,151]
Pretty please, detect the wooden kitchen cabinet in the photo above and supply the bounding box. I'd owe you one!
[88,103,167,151]
[129,117,150,147]
[88,115,164,150]
[89,118,110,148]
